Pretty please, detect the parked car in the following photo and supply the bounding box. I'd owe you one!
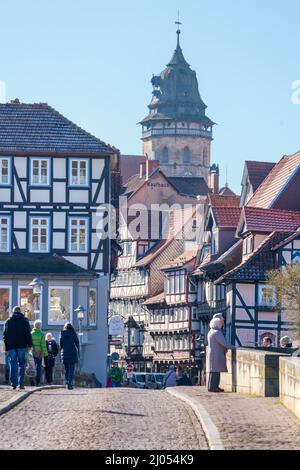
[128,372,147,388]
[145,373,165,389]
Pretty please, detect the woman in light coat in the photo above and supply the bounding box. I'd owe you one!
[207,317,235,392]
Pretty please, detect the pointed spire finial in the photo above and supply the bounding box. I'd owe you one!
[175,10,182,47]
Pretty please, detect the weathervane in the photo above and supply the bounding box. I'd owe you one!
[175,10,182,46]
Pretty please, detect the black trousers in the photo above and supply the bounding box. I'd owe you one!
[208,372,220,391]
[45,365,54,384]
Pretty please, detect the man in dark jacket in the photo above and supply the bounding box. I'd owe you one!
[3,306,33,390]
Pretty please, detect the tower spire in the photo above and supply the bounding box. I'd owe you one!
[175,11,182,47]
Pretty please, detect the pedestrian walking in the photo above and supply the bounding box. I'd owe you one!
[59,323,80,390]
[3,305,33,390]
[108,362,123,387]
[31,320,48,386]
[163,365,177,388]
[44,333,59,385]
[207,317,235,393]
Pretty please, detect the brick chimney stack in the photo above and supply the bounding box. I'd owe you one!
[145,160,160,180]
[139,162,146,178]
[209,164,219,194]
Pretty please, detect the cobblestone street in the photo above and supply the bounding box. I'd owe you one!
[0,388,208,450]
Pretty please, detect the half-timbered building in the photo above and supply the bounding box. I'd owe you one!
[145,247,199,378]
[0,99,119,385]
[192,193,241,338]
[208,152,300,347]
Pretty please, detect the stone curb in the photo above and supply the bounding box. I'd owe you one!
[0,385,64,417]
[166,388,225,450]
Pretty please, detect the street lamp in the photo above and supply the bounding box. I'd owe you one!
[29,276,44,321]
[75,305,85,371]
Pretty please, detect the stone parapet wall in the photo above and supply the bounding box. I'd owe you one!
[206,348,289,397]
[280,357,300,419]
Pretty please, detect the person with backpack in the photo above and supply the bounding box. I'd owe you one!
[108,362,123,387]
[44,332,59,385]
[3,305,33,390]
[59,323,80,390]
[31,320,48,386]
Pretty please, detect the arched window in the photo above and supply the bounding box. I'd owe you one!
[162,146,169,163]
[183,146,191,163]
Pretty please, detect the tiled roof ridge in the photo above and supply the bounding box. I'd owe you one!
[244,206,300,216]
[212,205,241,209]
[0,101,117,153]
[135,238,172,267]
[143,291,165,305]
[246,151,300,207]
[216,230,289,283]
[245,159,276,166]
[160,246,199,270]
[271,229,300,251]
[44,103,117,153]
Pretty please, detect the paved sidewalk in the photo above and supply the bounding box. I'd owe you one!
[177,386,300,450]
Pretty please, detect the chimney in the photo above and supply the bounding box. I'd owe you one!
[139,162,146,178]
[145,159,160,180]
[209,164,219,194]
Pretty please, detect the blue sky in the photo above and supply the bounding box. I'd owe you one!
[1,0,300,193]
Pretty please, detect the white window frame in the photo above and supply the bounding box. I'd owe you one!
[68,217,89,253]
[29,216,50,253]
[48,286,73,325]
[18,285,42,322]
[30,158,50,186]
[69,158,89,187]
[0,215,11,252]
[0,157,11,186]
[0,285,12,324]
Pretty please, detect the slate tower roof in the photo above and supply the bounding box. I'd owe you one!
[141,31,214,126]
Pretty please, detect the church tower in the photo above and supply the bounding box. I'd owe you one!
[140,25,214,180]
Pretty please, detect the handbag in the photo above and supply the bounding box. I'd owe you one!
[25,351,37,377]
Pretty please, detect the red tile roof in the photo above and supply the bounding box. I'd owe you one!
[0,101,115,154]
[135,239,172,267]
[120,154,146,184]
[212,206,242,228]
[160,246,199,270]
[241,206,300,233]
[245,160,276,192]
[218,186,236,196]
[143,292,165,305]
[247,152,300,208]
[216,231,292,283]
[209,194,240,207]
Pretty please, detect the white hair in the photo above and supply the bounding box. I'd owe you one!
[45,332,53,340]
[34,319,42,329]
[210,318,222,330]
